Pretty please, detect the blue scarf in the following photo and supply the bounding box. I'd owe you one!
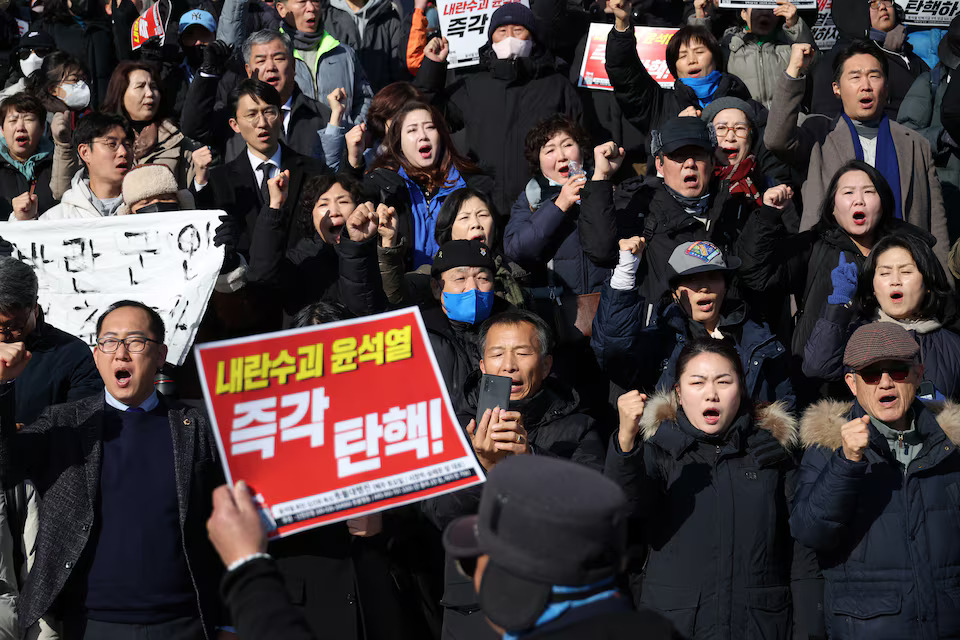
[0,135,52,182]
[502,579,619,640]
[398,165,467,267]
[679,70,723,108]
[841,113,902,219]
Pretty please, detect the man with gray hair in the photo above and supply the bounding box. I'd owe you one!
[0,258,101,423]
[180,29,340,167]
[0,257,100,639]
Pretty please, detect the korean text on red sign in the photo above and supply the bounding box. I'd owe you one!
[578,24,678,91]
[195,307,485,538]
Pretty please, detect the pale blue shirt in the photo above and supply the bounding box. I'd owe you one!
[104,389,160,412]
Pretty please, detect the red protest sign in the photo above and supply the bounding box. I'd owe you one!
[578,23,678,91]
[194,307,485,538]
[131,2,165,51]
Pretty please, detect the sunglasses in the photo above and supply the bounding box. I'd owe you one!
[17,48,52,60]
[857,364,912,384]
[455,557,478,579]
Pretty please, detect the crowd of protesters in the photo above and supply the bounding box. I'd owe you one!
[0,0,959,637]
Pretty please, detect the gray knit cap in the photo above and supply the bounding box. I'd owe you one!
[700,97,756,127]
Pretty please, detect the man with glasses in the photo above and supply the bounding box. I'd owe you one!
[35,113,133,221]
[791,321,960,639]
[0,300,226,639]
[195,78,325,257]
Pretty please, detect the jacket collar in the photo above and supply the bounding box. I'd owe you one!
[800,398,960,466]
[639,391,798,458]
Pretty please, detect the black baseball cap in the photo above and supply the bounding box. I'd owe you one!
[443,456,627,632]
[431,239,496,277]
[940,14,960,70]
[653,116,715,156]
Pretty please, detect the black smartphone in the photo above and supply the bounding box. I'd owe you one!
[475,374,512,425]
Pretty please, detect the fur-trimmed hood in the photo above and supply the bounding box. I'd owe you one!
[639,392,798,448]
[799,399,960,450]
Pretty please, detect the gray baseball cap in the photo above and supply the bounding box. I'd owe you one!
[667,241,741,283]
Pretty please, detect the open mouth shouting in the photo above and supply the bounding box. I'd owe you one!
[702,406,721,426]
[319,209,345,243]
[858,95,875,111]
[557,162,570,179]
[877,392,898,409]
[852,210,867,226]
[686,66,702,77]
[418,143,433,161]
[719,144,739,163]
[889,290,904,304]
[114,366,133,389]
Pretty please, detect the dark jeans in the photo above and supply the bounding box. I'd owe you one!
[81,616,204,640]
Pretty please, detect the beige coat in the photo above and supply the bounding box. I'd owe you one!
[765,73,949,264]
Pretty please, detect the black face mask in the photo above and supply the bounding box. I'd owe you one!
[183,46,204,69]
[135,202,181,214]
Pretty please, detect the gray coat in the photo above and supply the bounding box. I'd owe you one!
[324,0,403,91]
[764,72,949,264]
[897,68,960,242]
[722,21,817,110]
[0,389,224,638]
[287,30,374,127]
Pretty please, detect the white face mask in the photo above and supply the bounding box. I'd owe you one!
[60,81,91,110]
[491,36,533,60]
[19,53,44,78]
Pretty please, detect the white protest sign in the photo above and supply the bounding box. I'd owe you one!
[718,0,816,8]
[438,0,529,69]
[3,210,225,366]
[897,0,960,26]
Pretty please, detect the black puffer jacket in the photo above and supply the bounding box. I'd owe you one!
[579,177,748,322]
[736,205,929,360]
[791,398,960,640]
[459,370,606,470]
[605,394,819,640]
[414,46,582,216]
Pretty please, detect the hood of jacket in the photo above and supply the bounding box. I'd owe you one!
[799,398,960,450]
[59,169,119,216]
[639,391,798,448]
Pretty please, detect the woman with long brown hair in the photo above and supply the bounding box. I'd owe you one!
[101,60,197,187]
[365,100,492,269]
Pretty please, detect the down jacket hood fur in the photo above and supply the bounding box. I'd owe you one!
[799,399,960,450]
[639,392,798,448]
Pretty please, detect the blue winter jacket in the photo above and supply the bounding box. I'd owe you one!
[591,284,794,409]
[791,398,960,640]
[802,303,960,401]
[503,180,609,296]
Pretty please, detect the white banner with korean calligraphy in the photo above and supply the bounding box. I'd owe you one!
[2,210,225,366]
[438,0,529,68]
[897,0,960,26]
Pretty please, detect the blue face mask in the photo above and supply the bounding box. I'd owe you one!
[442,289,495,325]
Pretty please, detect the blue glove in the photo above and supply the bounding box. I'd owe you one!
[827,253,858,305]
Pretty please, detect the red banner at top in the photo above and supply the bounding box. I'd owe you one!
[194,307,485,538]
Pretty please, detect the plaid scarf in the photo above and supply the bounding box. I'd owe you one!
[715,154,761,206]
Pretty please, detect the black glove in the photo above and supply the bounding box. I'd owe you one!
[214,214,241,273]
[138,36,166,64]
[200,40,233,77]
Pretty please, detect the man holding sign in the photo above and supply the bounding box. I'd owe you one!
[0,301,226,639]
